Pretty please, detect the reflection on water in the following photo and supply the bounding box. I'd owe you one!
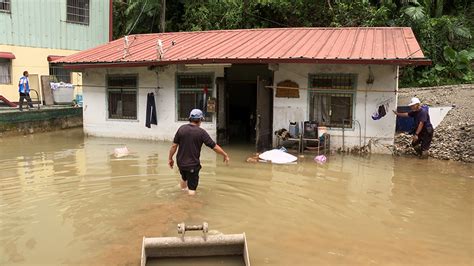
[0,128,473,265]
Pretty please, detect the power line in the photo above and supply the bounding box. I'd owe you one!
[244,11,291,28]
[127,0,148,36]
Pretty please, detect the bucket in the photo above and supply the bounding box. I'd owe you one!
[288,122,299,138]
[75,94,83,107]
[318,126,327,138]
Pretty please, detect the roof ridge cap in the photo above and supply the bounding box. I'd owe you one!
[121,26,413,38]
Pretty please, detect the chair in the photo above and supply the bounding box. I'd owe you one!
[301,121,330,155]
[276,132,302,154]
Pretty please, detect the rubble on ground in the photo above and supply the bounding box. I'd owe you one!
[394,84,474,163]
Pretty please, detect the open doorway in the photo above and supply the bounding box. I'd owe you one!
[227,81,256,143]
[220,64,273,148]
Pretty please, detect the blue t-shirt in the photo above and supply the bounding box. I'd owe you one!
[409,108,432,131]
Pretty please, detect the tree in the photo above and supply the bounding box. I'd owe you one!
[112,0,473,86]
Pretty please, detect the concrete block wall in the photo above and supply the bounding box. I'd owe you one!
[0,107,83,137]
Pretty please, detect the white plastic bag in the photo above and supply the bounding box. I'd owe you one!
[258,149,297,164]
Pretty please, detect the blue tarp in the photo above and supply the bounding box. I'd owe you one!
[396,105,430,133]
[396,106,414,133]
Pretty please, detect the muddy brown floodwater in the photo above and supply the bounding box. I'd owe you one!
[0,128,472,265]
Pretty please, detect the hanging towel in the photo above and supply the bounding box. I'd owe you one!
[202,86,208,116]
[146,92,157,128]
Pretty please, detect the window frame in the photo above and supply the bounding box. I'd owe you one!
[66,0,90,25]
[308,73,357,129]
[175,72,214,122]
[49,63,72,83]
[0,58,12,85]
[106,74,138,121]
[0,0,11,13]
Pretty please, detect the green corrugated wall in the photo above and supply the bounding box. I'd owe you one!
[0,0,110,50]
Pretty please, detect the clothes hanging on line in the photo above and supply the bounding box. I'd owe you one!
[202,86,208,116]
[371,102,389,120]
[146,92,157,128]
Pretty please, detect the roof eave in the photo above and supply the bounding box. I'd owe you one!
[62,58,432,69]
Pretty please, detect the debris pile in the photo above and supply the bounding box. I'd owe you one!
[393,132,416,156]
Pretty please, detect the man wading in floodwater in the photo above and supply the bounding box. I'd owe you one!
[393,97,434,159]
[168,109,230,195]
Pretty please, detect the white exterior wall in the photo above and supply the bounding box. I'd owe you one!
[81,63,399,154]
[82,65,224,141]
[273,64,399,153]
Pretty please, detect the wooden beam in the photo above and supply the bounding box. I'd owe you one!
[265,85,398,93]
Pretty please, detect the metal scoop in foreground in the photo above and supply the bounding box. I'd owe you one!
[141,222,250,266]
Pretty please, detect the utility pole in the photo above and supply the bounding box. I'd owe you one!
[160,0,166,33]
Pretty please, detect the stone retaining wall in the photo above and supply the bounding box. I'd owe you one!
[0,107,83,137]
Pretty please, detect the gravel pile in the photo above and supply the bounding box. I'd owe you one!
[395,84,474,163]
[393,132,417,156]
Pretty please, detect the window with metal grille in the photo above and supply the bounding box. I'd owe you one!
[66,0,89,25]
[49,64,72,83]
[107,76,137,120]
[309,74,356,128]
[0,59,11,84]
[0,0,10,12]
[176,74,213,121]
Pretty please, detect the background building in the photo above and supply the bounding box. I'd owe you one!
[0,0,112,103]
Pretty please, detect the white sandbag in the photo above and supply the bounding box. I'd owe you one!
[258,149,297,164]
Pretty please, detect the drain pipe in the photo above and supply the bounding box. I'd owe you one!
[342,124,345,151]
[354,119,361,148]
[342,119,347,152]
[342,119,362,151]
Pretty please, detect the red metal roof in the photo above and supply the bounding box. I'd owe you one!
[48,55,65,62]
[56,27,431,68]
[0,52,15,59]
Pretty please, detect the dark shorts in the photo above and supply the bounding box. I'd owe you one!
[412,126,434,152]
[179,165,201,190]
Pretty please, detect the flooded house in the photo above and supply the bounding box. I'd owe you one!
[55,27,430,153]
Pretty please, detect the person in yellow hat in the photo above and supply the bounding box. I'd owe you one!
[393,97,434,159]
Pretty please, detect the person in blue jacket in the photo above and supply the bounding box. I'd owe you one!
[393,97,434,159]
[18,71,34,111]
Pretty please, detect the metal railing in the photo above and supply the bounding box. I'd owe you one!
[29,89,41,110]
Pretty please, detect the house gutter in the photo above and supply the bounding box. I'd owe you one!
[62,58,432,69]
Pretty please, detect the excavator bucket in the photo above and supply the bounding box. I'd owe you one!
[141,222,250,266]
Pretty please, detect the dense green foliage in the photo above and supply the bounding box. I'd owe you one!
[113,0,474,87]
